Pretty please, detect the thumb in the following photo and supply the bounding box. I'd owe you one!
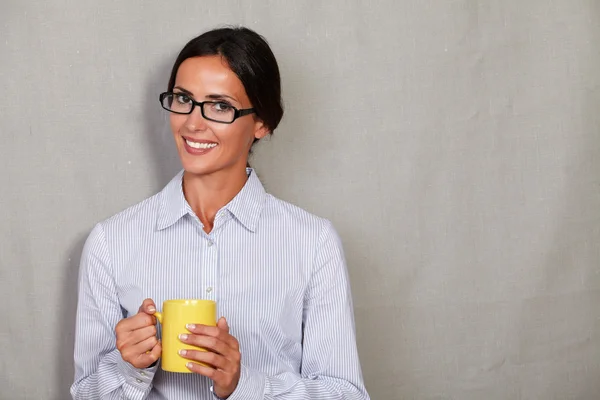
[217,316,229,333]
[139,298,156,314]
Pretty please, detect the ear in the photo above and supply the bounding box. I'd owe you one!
[253,120,270,140]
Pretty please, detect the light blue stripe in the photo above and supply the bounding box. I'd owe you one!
[71,169,369,399]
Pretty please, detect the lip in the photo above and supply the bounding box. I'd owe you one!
[182,136,218,156]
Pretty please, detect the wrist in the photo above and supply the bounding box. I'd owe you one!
[222,364,267,400]
[210,385,229,400]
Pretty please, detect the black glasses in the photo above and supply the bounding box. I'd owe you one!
[159,92,255,124]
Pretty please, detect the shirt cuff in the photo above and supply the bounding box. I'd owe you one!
[116,356,158,398]
[218,364,266,400]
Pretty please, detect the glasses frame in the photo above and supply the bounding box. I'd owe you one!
[159,91,255,124]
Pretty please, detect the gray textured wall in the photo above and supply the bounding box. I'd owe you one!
[1,1,600,399]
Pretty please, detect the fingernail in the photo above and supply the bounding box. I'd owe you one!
[148,306,156,313]
[179,334,188,341]
[186,324,196,330]
[179,349,187,356]
[186,362,193,369]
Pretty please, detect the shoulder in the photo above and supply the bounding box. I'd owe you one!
[262,193,341,244]
[93,191,162,242]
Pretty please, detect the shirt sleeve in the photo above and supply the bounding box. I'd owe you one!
[70,223,159,400]
[225,220,370,400]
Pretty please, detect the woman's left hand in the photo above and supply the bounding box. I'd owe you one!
[179,317,241,398]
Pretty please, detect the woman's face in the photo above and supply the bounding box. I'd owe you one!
[169,55,268,176]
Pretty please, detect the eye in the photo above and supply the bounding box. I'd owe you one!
[212,102,233,113]
[174,94,192,104]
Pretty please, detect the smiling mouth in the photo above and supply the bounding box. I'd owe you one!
[181,135,219,155]
[185,138,218,149]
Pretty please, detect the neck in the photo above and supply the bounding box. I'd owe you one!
[182,166,249,233]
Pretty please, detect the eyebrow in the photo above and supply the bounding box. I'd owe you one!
[206,93,242,106]
[173,86,239,104]
[173,86,193,96]
[205,93,239,104]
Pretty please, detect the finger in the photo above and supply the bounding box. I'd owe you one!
[186,361,222,380]
[180,333,230,357]
[117,324,157,351]
[185,361,237,397]
[217,317,229,333]
[131,334,159,355]
[120,335,159,366]
[148,340,162,362]
[119,312,156,332]
[179,349,231,371]
[129,324,158,346]
[218,318,237,350]
[187,324,220,337]
[186,324,239,351]
[134,340,162,368]
[138,298,157,314]
[119,327,157,354]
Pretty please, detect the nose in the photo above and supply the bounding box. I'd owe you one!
[184,105,208,132]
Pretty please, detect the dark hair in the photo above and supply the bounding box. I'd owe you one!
[168,26,284,142]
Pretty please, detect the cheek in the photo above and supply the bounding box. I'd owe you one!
[214,125,254,149]
[170,115,186,135]
[237,121,259,147]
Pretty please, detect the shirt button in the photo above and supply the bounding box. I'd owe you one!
[136,378,142,383]
[208,240,214,247]
[140,372,146,376]
[206,287,213,293]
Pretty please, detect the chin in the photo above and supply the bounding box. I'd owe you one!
[177,147,245,177]
[180,161,218,176]
[176,147,216,175]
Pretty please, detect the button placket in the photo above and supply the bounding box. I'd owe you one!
[203,235,218,302]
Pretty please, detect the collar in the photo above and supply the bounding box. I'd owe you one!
[156,170,190,231]
[224,168,266,232]
[156,168,266,232]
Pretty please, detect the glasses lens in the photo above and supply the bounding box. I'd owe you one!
[203,102,235,123]
[162,93,193,114]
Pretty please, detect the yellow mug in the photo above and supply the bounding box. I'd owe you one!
[153,299,217,373]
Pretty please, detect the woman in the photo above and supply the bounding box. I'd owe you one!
[71,26,369,400]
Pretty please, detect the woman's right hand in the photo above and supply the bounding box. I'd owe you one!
[115,298,162,369]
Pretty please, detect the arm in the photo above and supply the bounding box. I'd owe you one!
[70,224,158,400]
[227,220,370,400]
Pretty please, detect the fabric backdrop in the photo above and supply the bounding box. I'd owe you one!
[1,1,599,399]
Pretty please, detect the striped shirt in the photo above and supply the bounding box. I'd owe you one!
[71,169,369,400]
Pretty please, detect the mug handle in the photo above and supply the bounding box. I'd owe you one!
[144,312,162,356]
[153,311,163,324]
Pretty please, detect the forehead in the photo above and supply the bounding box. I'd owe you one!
[175,55,247,100]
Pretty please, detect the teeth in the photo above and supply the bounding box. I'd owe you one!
[186,139,217,149]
